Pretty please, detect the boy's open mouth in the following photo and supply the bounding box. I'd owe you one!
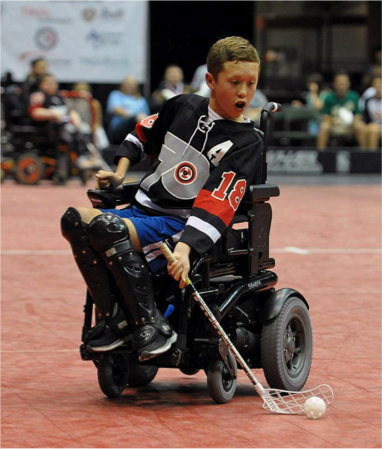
[235,101,246,111]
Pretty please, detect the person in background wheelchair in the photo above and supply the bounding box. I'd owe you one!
[29,74,100,184]
[61,36,264,362]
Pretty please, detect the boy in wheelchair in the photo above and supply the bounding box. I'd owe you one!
[29,74,100,184]
[61,36,264,363]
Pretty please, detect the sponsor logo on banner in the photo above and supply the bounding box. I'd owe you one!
[21,5,71,24]
[82,8,97,21]
[80,56,129,67]
[85,29,123,49]
[81,7,125,22]
[267,150,323,173]
[100,7,125,20]
[34,27,58,50]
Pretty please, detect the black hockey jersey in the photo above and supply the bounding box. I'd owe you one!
[115,94,263,255]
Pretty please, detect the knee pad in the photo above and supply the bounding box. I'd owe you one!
[88,213,133,256]
[61,207,88,250]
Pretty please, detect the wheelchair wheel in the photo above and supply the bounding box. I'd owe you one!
[126,364,158,387]
[207,358,237,404]
[261,296,312,391]
[97,354,128,398]
[15,153,44,185]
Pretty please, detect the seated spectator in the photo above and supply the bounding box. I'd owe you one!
[151,64,195,112]
[29,74,100,184]
[72,82,110,150]
[363,76,382,150]
[106,76,150,144]
[317,71,366,150]
[191,63,208,91]
[22,58,49,109]
[359,82,377,111]
[292,74,331,136]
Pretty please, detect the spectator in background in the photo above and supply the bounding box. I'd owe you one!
[107,76,151,144]
[304,74,331,112]
[292,73,331,136]
[363,76,382,150]
[317,71,366,150]
[72,82,109,151]
[191,63,207,91]
[151,64,195,112]
[22,58,49,108]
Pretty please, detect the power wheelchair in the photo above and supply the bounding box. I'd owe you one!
[1,85,99,185]
[79,103,313,404]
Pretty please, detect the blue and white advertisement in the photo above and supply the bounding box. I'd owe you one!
[1,1,149,83]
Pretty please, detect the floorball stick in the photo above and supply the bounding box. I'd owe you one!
[159,242,334,414]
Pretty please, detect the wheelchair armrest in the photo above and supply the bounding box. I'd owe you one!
[248,184,280,202]
[87,181,140,209]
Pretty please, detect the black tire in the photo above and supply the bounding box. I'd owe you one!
[126,364,158,387]
[15,153,44,185]
[207,358,237,404]
[261,296,313,391]
[97,354,129,398]
[179,368,200,376]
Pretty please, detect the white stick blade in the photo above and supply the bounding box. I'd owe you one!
[262,384,334,414]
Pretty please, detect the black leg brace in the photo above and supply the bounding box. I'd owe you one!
[88,213,157,327]
[60,207,118,320]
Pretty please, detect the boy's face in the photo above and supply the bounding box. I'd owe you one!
[206,60,259,121]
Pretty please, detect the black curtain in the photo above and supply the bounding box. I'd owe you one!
[149,1,255,90]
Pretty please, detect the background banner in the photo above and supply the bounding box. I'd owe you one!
[1,1,148,83]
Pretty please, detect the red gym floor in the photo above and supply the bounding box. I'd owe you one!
[1,176,381,448]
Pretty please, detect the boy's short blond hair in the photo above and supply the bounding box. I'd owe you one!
[207,36,260,80]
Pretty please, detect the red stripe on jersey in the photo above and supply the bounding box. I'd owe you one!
[135,114,158,142]
[193,189,234,226]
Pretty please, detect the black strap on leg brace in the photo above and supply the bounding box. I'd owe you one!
[88,213,156,328]
[60,207,117,319]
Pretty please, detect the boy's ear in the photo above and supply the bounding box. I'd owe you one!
[205,72,215,90]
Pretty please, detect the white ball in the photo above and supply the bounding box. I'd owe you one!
[304,396,326,419]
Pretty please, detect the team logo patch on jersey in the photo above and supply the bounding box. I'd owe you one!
[175,162,197,184]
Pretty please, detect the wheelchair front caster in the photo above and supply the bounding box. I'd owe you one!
[261,296,313,391]
[179,368,200,376]
[126,364,158,387]
[207,358,237,404]
[97,354,128,398]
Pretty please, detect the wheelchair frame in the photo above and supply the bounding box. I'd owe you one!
[79,103,313,403]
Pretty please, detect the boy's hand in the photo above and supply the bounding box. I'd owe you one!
[95,170,124,190]
[167,242,191,289]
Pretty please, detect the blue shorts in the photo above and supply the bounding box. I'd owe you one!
[100,205,186,273]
